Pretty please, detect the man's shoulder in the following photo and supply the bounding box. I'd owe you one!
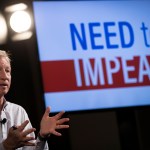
[4,101,31,126]
[6,101,26,112]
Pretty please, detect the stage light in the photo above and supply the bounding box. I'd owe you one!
[5,3,27,12]
[0,13,8,44]
[4,3,33,41]
[10,11,32,33]
[12,31,32,41]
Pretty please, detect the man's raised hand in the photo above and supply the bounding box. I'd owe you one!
[39,107,69,138]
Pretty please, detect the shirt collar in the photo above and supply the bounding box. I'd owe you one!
[1,98,8,111]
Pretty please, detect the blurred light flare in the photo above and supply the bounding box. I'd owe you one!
[5,3,28,12]
[0,13,8,44]
[10,11,32,33]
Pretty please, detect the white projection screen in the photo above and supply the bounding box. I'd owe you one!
[33,0,150,112]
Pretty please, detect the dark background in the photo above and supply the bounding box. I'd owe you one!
[0,0,150,150]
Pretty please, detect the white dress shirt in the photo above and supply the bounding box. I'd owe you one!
[0,100,49,150]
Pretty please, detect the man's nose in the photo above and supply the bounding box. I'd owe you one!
[0,70,8,80]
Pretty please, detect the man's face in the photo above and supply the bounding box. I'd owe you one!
[0,57,11,97]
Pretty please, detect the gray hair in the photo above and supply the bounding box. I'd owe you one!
[0,50,11,63]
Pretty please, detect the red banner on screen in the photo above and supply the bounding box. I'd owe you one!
[41,55,150,93]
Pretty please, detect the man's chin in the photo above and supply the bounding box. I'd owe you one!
[0,90,9,96]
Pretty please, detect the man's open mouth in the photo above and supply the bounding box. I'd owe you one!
[0,83,8,87]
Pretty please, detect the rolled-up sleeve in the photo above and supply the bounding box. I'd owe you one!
[22,138,49,150]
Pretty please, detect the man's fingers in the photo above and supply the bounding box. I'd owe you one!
[54,111,65,120]
[56,124,69,130]
[57,118,69,124]
[51,130,62,136]
[17,120,29,132]
[23,141,36,146]
[23,136,35,142]
[22,128,36,137]
[43,107,51,118]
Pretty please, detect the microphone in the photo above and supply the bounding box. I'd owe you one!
[0,118,7,124]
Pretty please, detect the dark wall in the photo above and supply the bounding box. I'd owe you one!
[0,0,150,150]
